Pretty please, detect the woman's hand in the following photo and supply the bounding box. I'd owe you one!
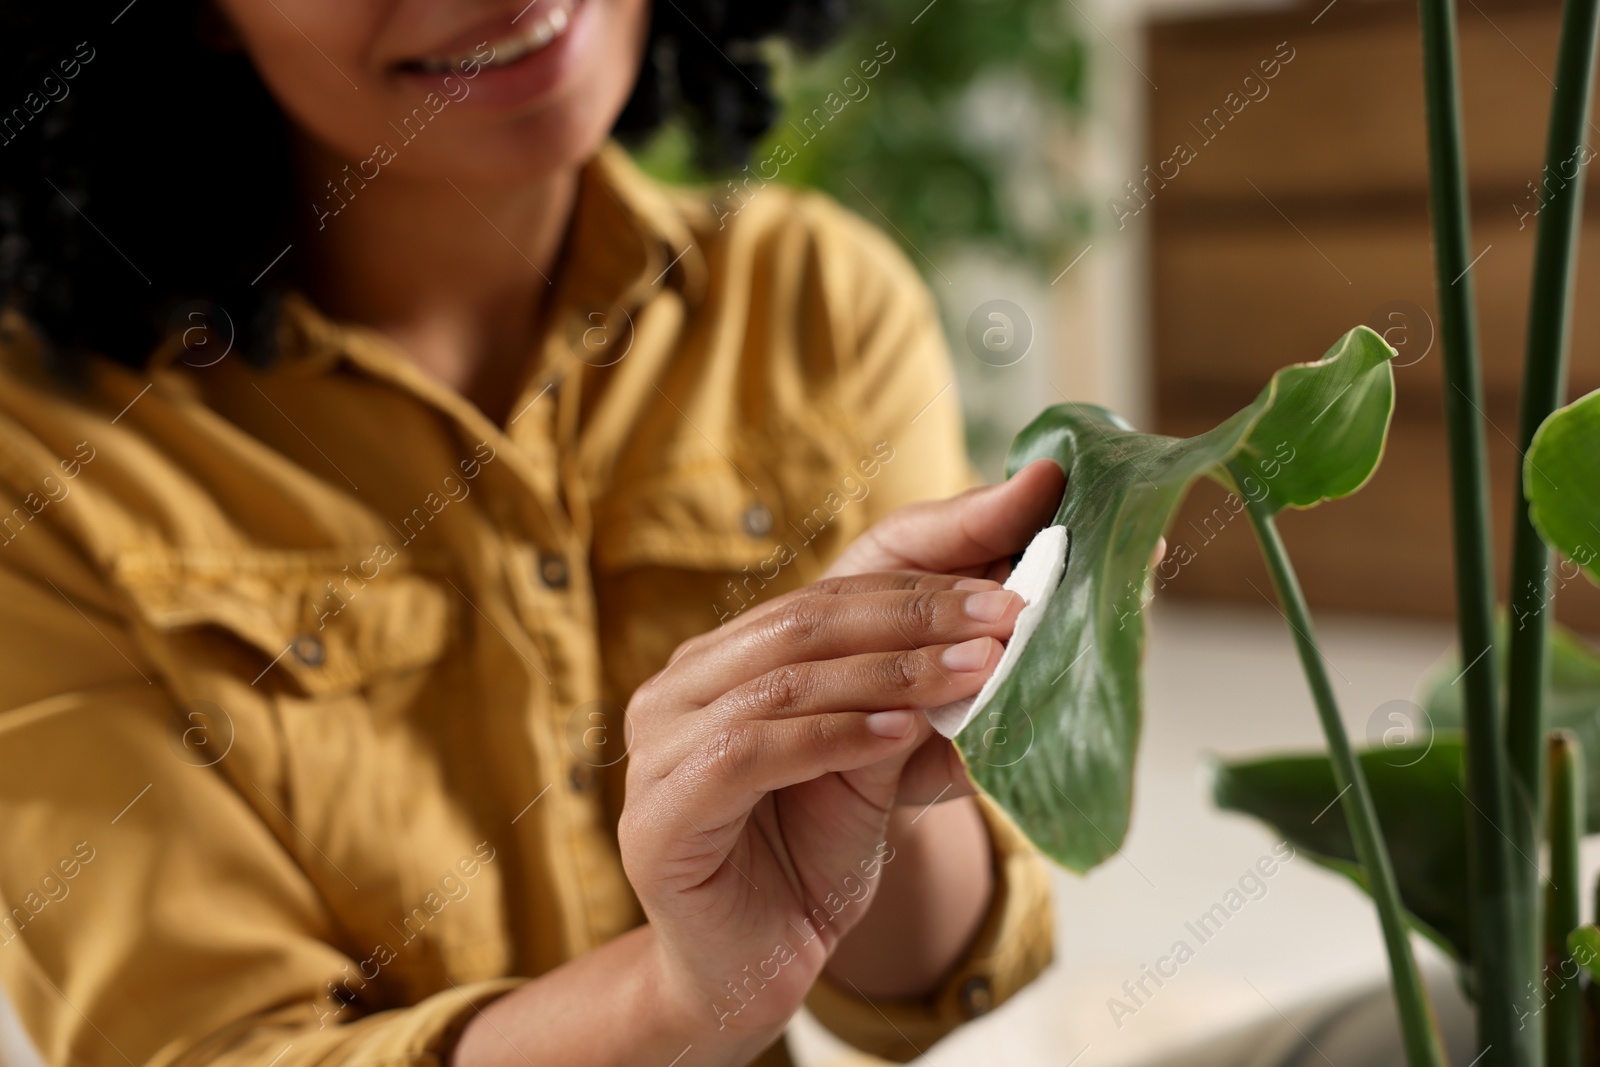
[619,571,1026,1048]
[455,474,1069,1067]
[824,458,1066,806]
[819,460,1154,807]
[824,458,1066,584]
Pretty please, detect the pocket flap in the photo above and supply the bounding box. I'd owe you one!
[110,547,455,695]
[592,458,779,572]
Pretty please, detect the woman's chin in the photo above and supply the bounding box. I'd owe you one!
[413,112,615,188]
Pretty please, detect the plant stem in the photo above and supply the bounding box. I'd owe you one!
[1590,876,1600,1049]
[1546,731,1584,1067]
[1415,2,1534,1063]
[1508,0,1600,908]
[1242,496,1446,1067]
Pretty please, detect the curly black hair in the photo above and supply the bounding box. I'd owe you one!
[0,0,848,376]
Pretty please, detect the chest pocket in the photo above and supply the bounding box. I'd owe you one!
[592,456,776,575]
[105,548,512,995]
[588,418,874,710]
[591,411,872,576]
[109,546,455,696]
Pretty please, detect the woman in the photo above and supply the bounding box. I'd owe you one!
[0,2,1063,1065]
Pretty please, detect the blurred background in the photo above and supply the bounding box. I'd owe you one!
[635,0,1600,1062]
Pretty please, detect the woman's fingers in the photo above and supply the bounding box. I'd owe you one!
[713,638,1004,723]
[661,587,1021,706]
[822,458,1066,579]
[655,709,925,833]
[624,562,1028,868]
[656,572,994,681]
[727,570,999,632]
[635,639,1001,802]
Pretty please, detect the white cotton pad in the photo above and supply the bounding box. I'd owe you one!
[926,524,1069,739]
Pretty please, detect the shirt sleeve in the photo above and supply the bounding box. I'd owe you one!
[801,191,985,519]
[794,197,1055,1060]
[802,797,1055,1062]
[0,531,521,1067]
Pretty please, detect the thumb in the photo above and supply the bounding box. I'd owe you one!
[827,459,1065,578]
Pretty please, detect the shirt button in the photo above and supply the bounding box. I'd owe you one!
[567,762,593,793]
[742,502,774,538]
[539,554,570,590]
[289,633,326,667]
[959,976,994,1018]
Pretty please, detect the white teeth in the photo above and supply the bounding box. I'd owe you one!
[414,0,580,74]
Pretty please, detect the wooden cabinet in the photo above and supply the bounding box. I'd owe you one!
[1147,0,1600,628]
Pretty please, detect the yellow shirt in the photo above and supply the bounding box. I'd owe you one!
[0,144,1052,1067]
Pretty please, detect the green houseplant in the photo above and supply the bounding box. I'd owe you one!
[933,1,1600,1065]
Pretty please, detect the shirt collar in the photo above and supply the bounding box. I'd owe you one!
[572,141,707,312]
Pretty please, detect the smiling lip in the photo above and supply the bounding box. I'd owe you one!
[393,0,590,109]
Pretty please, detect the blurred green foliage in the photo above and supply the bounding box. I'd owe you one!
[636,0,1093,274]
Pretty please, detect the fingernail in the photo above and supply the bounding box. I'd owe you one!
[866,710,915,738]
[954,578,1000,591]
[965,590,1021,622]
[942,637,995,672]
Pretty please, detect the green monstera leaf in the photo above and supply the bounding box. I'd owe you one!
[1421,620,1600,825]
[1211,741,1473,964]
[1526,388,1600,584]
[1212,623,1600,969]
[954,326,1399,871]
